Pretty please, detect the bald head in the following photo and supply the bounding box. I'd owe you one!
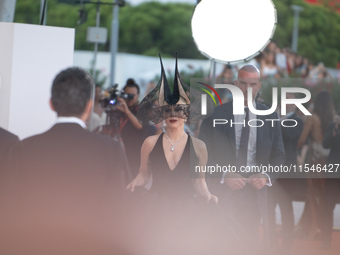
[235,65,262,107]
[238,65,260,76]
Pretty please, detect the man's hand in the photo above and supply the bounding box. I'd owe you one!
[115,98,130,114]
[224,173,248,190]
[248,173,267,189]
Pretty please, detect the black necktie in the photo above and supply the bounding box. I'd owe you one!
[236,108,249,174]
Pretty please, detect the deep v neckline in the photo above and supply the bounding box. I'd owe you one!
[161,133,189,171]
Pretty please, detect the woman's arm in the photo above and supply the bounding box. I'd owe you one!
[191,137,218,204]
[126,135,157,191]
[297,115,313,149]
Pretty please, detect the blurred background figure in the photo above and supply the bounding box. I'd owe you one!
[143,80,157,98]
[268,93,304,255]
[296,91,336,240]
[261,51,279,79]
[215,64,237,104]
[117,78,156,178]
[217,63,236,84]
[275,47,288,75]
[89,85,106,132]
[320,113,340,249]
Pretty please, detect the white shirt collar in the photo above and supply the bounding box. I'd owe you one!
[56,116,87,129]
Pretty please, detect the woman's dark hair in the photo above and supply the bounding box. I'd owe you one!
[313,90,334,135]
[123,78,140,95]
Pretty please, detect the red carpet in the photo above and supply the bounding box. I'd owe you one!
[291,231,340,255]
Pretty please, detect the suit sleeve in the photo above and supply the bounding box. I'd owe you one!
[198,118,212,153]
[281,116,303,141]
[268,112,286,182]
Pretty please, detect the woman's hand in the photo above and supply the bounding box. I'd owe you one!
[126,172,150,192]
[126,179,138,192]
[205,193,218,204]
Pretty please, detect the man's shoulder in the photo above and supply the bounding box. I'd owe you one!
[203,101,232,121]
[256,102,270,110]
[22,123,117,148]
[291,112,303,123]
[256,102,279,118]
[0,127,19,142]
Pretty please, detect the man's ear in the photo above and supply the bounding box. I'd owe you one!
[49,99,56,112]
[85,99,93,114]
[81,99,93,122]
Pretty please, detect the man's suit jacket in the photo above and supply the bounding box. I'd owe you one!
[1,123,128,255]
[199,101,285,208]
[0,127,19,173]
[281,112,303,166]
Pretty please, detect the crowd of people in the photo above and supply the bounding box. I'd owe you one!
[222,41,334,80]
[0,51,340,255]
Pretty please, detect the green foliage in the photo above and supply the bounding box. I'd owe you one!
[89,68,108,88]
[272,0,340,67]
[13,0,340,66]
[118,2,202,58]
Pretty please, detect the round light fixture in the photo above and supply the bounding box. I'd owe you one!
[192,0,277,63]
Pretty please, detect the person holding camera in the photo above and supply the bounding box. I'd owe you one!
[116,78,156,178]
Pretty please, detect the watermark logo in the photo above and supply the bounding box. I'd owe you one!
[201,84,312,116]
[196,82,222,115]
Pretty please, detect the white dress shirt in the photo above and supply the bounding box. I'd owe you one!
[222,103,272,186]
[56,116,87,129]
[234,106,257,167]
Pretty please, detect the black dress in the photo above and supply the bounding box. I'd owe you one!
[149,133,197,201]
[130,133,254,255]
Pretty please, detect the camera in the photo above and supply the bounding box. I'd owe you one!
[99,84,134,108]
[98,84,135,135]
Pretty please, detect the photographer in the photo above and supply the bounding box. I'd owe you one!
[116,79,156,178]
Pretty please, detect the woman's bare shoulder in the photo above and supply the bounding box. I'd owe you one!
[142,133,162,150]
[191,136,207,152]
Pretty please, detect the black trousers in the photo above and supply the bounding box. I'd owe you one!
[321,178,340,242]
[268,179,295,252]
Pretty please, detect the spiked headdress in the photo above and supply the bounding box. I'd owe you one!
[137,54,191,125]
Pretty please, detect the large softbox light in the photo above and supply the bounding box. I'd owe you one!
[192,0,277,63]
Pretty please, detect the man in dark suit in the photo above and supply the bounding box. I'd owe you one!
[199,65,285,252]
[1,67,128,255]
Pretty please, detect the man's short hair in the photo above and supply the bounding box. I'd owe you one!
[51,67,94,117]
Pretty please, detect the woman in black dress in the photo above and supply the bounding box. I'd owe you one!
[126,56,253,255]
